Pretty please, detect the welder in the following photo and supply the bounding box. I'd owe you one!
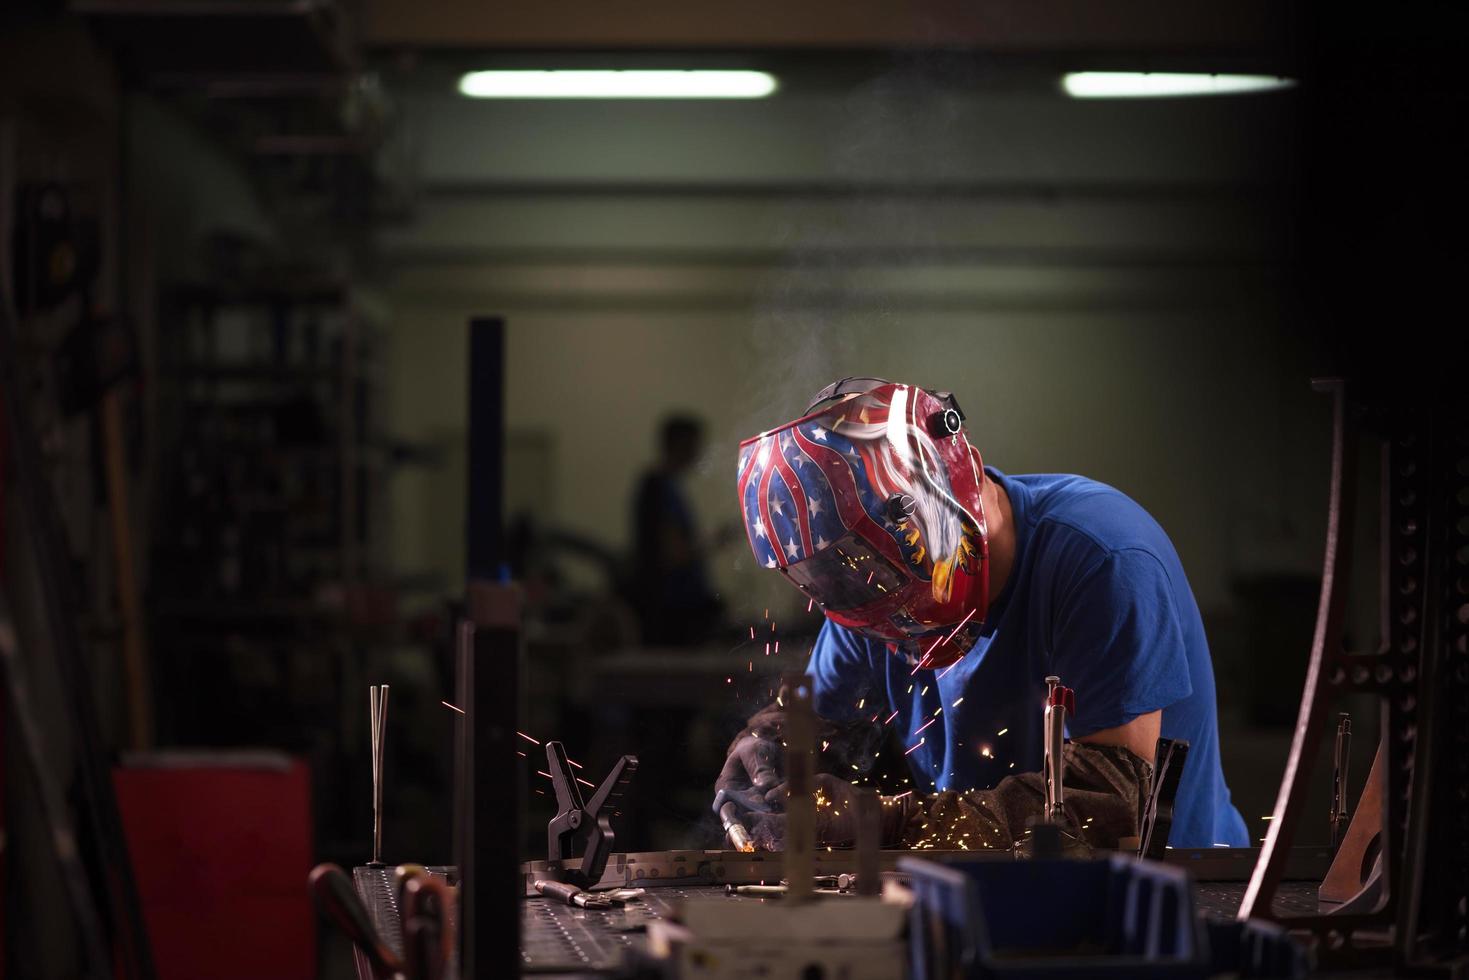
[713,377,1248,851]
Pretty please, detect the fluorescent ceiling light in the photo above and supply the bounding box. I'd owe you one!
[458,70,778,100]
[1062,72,1296,98]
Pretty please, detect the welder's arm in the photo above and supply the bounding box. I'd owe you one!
[1074,709,1161,765]
[889,740,1152,851]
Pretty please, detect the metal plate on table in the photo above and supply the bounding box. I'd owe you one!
[1193,881,1321,919]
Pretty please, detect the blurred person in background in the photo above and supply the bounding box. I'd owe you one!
[630,414,737,645]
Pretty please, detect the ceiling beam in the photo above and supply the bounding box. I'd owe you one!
[362,0,1283,53]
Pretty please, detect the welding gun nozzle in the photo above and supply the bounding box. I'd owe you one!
[719,802,755,852]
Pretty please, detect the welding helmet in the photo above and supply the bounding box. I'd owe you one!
[736,377,989,669]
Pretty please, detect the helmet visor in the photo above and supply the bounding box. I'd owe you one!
[784,534,907,612]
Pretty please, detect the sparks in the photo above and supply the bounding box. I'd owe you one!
[537,770,552,779]
[774,641,780,654]
[516,750,526,758]
[441,700,465,714]
[893,790,913,800]
[883,710,899,724]
[765,642,770,655]
[944,607,979,642]
[905,738,926,756]
[915,717,937,735]
[857,698,865,709]
[996,727,1008,736]
[952,697,965,707]
[807,598,815,612]
[517,731,540,745]
[979,746,992,758]
[577,777,595,789]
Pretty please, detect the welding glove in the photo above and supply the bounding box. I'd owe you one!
[743,774,917,851]
[712,702,884,820]
[890,741,1152,853]
[712,705,787,816]
[733,738,1150,853]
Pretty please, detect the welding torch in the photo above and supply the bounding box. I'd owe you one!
[719,801,755,852]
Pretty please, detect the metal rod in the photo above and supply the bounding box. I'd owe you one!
[855,788,881,896]
[1329,712,1352,848]
[370,684,389,865]
[1238,379,1359,924]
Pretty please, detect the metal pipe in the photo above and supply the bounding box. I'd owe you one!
[1330,712,1352,848]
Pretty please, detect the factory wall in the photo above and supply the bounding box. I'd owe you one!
[378,76,1327,627]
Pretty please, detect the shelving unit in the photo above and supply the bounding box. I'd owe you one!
[147,278,388,864]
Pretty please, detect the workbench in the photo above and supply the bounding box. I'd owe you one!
[353,859,1382,978]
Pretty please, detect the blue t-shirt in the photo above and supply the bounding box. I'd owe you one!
[807,468,1248,848]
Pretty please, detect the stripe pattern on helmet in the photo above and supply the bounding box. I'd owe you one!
[738,406,928,576]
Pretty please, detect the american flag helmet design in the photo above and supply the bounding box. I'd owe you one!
[737,379,990,669]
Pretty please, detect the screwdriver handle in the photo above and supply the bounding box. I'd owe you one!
[308,863,403,979]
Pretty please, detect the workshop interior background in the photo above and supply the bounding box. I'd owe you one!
[1,0,1463,977]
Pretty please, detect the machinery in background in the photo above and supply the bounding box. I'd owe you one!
[1239,380,1469,974]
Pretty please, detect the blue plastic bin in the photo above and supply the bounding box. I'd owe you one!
[902,854,1210,980]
